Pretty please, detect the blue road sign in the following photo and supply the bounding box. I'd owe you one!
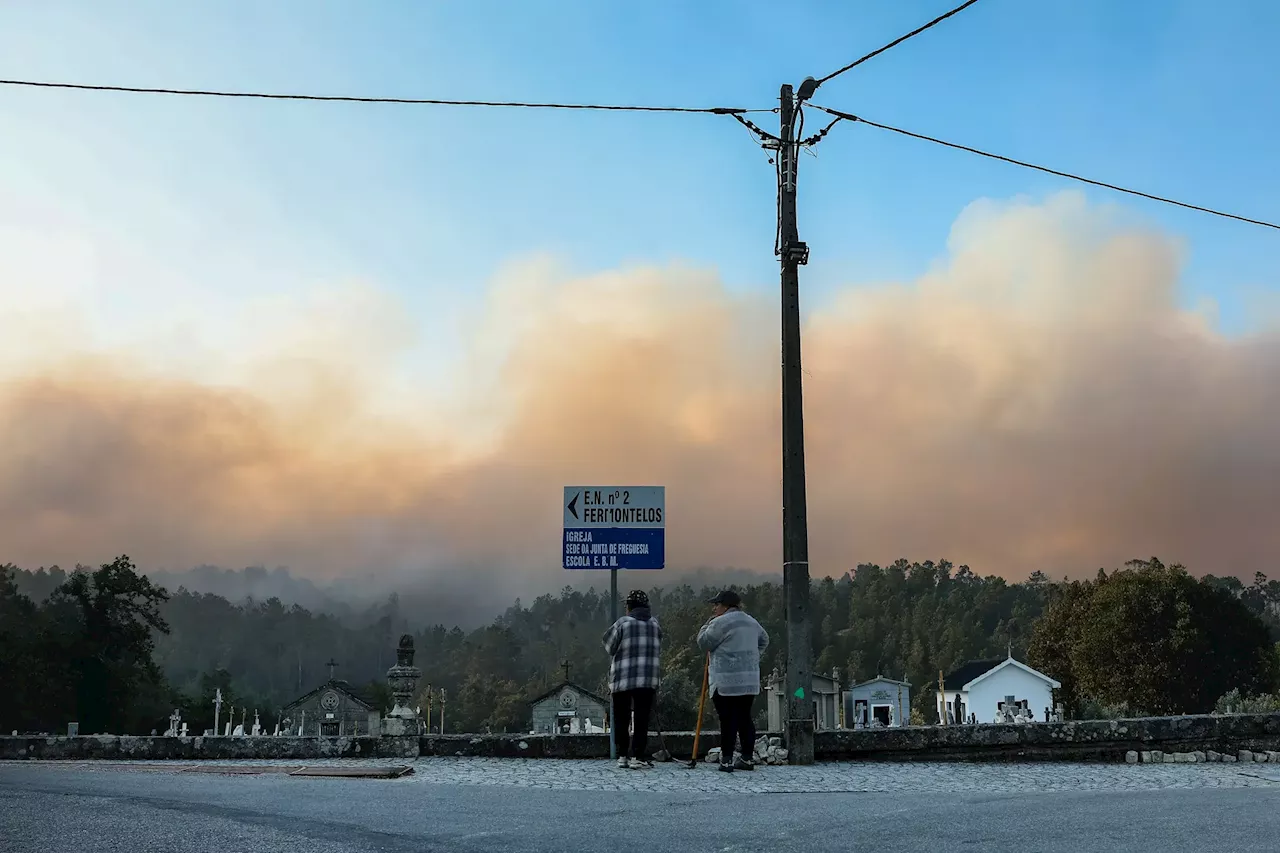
[562,485,665,570]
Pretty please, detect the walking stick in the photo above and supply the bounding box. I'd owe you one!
[687,652,710,768]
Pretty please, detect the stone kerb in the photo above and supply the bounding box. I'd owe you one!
[0,735,418,761]
[417,731,727,759]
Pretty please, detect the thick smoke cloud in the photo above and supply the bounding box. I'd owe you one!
[3,192,1278,594]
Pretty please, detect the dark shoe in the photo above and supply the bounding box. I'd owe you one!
[717,761,734,773]
[733,756,755,771]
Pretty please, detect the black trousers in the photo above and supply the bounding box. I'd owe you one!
[611,687,656,759]
[712,691,757,763]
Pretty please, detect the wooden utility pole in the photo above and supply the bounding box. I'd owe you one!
[779,81,815,766]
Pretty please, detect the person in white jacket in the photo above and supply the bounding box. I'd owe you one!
[696,589,769,772]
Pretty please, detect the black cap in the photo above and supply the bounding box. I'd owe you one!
[707,590,741,607]
[626,590,650,609]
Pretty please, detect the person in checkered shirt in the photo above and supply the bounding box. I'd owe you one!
[602,589,663,769]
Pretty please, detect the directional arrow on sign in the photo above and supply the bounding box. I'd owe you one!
[566,492,579,520]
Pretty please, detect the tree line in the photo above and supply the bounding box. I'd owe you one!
[2,556,1278,736]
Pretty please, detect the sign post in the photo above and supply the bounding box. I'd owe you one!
[563,485,665,759]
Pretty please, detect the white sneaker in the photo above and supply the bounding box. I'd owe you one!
[617,756,629,769]
[628,758,651,770]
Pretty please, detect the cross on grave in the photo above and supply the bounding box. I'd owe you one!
[326,658,339,680]
[561,660,571,683]
[167,709,181,737]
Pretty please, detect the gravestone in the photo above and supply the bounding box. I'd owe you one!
[67,722,79,737]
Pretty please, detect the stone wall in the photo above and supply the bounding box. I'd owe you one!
[5,713,1280,762]
[816,712,1280,762]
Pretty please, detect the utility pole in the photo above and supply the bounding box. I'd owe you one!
[610,567,618,625]
[778,81,814,765]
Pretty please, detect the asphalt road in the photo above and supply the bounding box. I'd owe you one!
[2,762,1278,853]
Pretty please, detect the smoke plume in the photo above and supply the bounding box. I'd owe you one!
[3,192,1278,592]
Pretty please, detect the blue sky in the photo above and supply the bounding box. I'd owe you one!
[1,0,1277,361]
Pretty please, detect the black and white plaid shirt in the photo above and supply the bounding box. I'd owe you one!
[602,608,662,692]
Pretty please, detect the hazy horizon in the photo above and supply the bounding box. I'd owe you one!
[5,194,1280,603]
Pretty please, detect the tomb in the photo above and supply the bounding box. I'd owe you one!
[528,662,608,734]
[279,657,379,737]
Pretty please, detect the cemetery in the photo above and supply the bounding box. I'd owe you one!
[5,633,1280,764]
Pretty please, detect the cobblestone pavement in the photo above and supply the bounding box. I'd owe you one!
[10,757,1280,794]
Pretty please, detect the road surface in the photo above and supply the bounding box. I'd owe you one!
[3,758,1278,852]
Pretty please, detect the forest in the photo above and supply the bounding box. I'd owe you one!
[3,556,1279,736]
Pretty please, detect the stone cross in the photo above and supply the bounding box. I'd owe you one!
[167,709,181,737]
[562,660,571,682]
[213,688,223,737]
[326,658,339,680]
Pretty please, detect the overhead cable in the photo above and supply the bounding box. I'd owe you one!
[813,0,986,89]
[0,78,765,115]
[811,105,1280,231]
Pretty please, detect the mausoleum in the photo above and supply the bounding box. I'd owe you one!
[844,676,912,728]
[765,668,843,732]
[280,674,379,737]
[937,655,1061,724]
[529,679,608,734]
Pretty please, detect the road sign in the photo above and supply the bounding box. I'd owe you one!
[562,485,665,570]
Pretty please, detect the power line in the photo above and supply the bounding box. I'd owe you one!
[0,78,765,115]
[811,105,1280,232]
[6,77,1272,232]
[814,0,985,89]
